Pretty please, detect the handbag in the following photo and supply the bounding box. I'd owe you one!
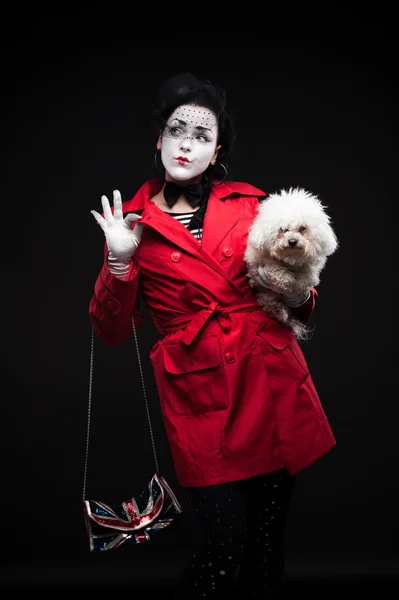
[82,316,183,552]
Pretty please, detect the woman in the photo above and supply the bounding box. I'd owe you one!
[89,72,336,599]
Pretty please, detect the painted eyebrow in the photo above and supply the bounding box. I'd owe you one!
[169,118,187,126]
[170,119,213,133]
[195,125,212,133]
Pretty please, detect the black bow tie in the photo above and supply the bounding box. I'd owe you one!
[163,181,203,209]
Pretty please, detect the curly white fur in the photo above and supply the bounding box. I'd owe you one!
[244,188,338,340]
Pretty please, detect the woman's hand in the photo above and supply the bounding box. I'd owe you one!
[253,265,279,292]
[254,265,311,307]
[91,190,143,260]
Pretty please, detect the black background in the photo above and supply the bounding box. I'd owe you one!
[4,17,397,596]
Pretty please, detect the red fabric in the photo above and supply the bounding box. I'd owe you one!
[89,179,336,486]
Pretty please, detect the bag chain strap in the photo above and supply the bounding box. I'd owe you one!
[82,316,160,501]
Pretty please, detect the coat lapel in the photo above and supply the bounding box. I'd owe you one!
[141,201,238,287]
[201,187,240,256]
[121,178,265,289]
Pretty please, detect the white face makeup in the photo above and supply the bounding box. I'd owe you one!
[158,104,219,183]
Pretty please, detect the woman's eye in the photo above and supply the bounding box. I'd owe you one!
[169,126,183,137]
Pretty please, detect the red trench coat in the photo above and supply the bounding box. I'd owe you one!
[89,178,336,487]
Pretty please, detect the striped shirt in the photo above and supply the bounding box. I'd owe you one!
[165,211,203,242]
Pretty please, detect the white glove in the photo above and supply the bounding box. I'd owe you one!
[91,190,144,279]
[253,265,311,308]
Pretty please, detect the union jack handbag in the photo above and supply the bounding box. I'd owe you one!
[82,317,183,552]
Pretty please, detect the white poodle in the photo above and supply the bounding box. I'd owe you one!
[244,188,338,340]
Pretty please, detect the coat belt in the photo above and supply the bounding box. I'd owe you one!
[161,298,264,346]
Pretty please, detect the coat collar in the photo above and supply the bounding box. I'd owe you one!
[122,179,265,286]
[121,178,266,213]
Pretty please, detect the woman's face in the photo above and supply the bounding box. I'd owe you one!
[157,104,220,184]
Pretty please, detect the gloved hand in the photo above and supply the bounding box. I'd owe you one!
[91,190,144,279]
[253,265,311,308]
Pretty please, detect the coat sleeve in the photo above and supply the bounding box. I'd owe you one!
[247,195,318,324]
[289,288,318,323]
[89,243,143,347]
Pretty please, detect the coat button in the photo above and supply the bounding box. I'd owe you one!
[222,246,233,257]
[107,300,118,311]
[225,352,235,363]
[171,251,181,262]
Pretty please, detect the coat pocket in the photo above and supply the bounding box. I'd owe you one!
[255,319,310,385]
[162,334,228,415]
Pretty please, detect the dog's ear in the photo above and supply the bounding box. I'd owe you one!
[322,226,339,256]
[247,223,268,250]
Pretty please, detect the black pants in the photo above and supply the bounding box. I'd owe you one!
[174,468,296,599]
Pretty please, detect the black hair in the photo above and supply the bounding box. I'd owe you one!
[151,73,236,231]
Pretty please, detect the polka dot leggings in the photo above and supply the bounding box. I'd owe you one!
[173,468,296,599]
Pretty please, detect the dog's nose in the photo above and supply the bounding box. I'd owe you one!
[288,239,298,247]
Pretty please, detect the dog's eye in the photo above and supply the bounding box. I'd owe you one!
[279,227,289,233]
[299,226,306,232]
